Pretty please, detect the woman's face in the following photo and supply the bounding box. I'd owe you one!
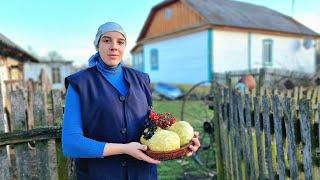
[98,31,126,67]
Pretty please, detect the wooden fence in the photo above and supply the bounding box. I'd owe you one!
[214,68,316,96]
[213,85,320,180]
[0,87,74,179]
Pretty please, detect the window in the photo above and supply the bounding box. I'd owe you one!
[165,8,172,20]
[133,54,144,72]
[262,39,273,66]
[150,49,159,70]
[52,67,61,84]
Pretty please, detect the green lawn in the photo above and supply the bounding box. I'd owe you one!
[55,99,216,179]
[153,100,216,180]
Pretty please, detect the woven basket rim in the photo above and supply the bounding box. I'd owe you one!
[146,141,192,154]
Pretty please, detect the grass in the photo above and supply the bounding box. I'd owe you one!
[54,99,216,179]
[153,100,216,179]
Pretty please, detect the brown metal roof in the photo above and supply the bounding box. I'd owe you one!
[137,0,320,42]
[186,0,319,36]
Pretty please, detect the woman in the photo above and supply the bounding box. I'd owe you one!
[62,22,200,179]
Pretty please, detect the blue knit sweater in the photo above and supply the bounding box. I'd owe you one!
[62,58,128,158]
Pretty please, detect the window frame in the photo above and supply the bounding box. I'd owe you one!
[262,39,273,66]
[51,67,61,84]
[164,8,173,20]
[150,49,159,71]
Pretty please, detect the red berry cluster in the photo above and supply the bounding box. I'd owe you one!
[148,110,176,129]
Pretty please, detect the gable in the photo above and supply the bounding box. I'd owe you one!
[139,0,205,41]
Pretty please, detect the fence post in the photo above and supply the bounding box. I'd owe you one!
[213,85,224,179]
[226,73,231,88]
[262,96,274,179]
[237,94,250,179]
[253,97,264,179]
[244,95,256,179]
[228,89,238,179]
[283,98,298,180]
[52,90,76,179]
[232,91,243,179]
[27,88,34,129]
[299,100,313,179]
[52,90,63,126]
[271,96,285,180]
[11,90,34,179]
[257,68,265,96]
[0,85,10,179]
[33,90,51,179]
[222,88,232,179]
[218,99,226,177]
[46,90,59,180]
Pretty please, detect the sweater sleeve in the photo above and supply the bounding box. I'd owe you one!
[62,85,106,158]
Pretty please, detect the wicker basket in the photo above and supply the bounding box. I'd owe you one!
[145,142,192,161]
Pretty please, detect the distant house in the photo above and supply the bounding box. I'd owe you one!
[0,33,39,132]
[131,0,320,84]
[0,33,38,99]
[24,60,75,90]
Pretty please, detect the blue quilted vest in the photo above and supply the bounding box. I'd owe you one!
[65,66,157,180]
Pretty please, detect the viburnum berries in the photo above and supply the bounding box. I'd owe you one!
[142,110,177,140]
[148,110,176,129]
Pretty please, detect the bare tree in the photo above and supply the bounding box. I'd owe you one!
[45,51,65,61]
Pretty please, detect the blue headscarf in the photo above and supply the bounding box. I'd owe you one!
[88,22,126,67]
[88,52,100,67]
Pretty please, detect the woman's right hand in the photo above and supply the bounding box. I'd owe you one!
[125,142,161,164]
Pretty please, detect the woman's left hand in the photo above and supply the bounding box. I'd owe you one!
[187,131,201,157]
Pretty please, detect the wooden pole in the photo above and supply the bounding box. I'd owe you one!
[11,90,34,179]
[213,84,224,180]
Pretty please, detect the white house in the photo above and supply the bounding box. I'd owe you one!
[24,60,75,89]
[131,0,320,84]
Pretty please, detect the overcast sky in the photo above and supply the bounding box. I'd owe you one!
[0,0,319,66]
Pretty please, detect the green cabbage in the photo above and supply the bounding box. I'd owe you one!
[145,129,180,151]
[169,121,194,146]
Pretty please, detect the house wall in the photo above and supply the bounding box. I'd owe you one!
[0,56,9,108]
[136,28,316,84]
[213,29,316,73]
[251,34,315,73]
[143,30,208,84]
[213,30,248,73]
[24,62,74,89]
[0,56,23,132]
[0,56,23,102]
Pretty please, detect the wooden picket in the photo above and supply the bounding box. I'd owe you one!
[0,85,10,179]
[0,88,74,180]
[213,86,320,179]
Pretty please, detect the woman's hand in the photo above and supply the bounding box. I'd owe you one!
[187,131,201,157]
[125,142,161,164]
